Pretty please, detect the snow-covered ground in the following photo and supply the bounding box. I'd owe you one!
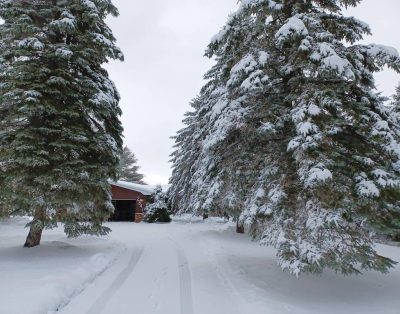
[1,218,400,314]
[0,218,125,314]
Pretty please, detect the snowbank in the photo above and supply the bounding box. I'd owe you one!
[172,214,228,224]
[0,218,125,314]
[208,225,400,314]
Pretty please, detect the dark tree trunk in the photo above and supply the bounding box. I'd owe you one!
[24,224,43,248]
[236,221,244,234]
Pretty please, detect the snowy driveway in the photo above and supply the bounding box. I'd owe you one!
[60,222,256,314]
[1,219,400,314]
[61,222,400,314]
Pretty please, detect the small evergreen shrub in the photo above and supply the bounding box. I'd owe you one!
[144,186,171,223]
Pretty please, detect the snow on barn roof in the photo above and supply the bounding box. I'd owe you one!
[109,180,170,196]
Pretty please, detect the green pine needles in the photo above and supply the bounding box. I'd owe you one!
[0,0,124,247]
[170,0,400,276]
[118,146,145,184]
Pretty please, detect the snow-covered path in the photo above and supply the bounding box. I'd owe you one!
[1,219,400,314]
[59,222,400,314]
[60,223,255,314]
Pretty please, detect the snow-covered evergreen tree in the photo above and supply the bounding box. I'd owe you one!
[0,0,124,247]
[170,12,259,219]
[144,186,171,223]
[170,97,207,213]
[171,0,400,275]
[393,84,400,107]
[384,84,400,241]
[118,146,145,183]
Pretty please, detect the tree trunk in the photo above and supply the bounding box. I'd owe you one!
[24,223,43,248]
[236,221,244,234]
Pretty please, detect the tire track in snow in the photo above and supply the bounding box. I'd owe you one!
[198,234,246,314]
[177,246,194,314]
[169,238,194,314]
[86,246,144,314]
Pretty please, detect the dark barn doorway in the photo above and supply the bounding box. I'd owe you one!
[111,200,136,222]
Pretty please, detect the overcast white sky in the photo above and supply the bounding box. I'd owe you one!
[105,0,400,185]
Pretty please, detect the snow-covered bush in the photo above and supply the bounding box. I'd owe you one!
[144,186,171,223]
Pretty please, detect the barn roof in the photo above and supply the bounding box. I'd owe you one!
[110,180,170,196]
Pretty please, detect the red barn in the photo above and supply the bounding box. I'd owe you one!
[109,181,156,223]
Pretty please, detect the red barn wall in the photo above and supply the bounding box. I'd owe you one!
[111,185,147,214]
